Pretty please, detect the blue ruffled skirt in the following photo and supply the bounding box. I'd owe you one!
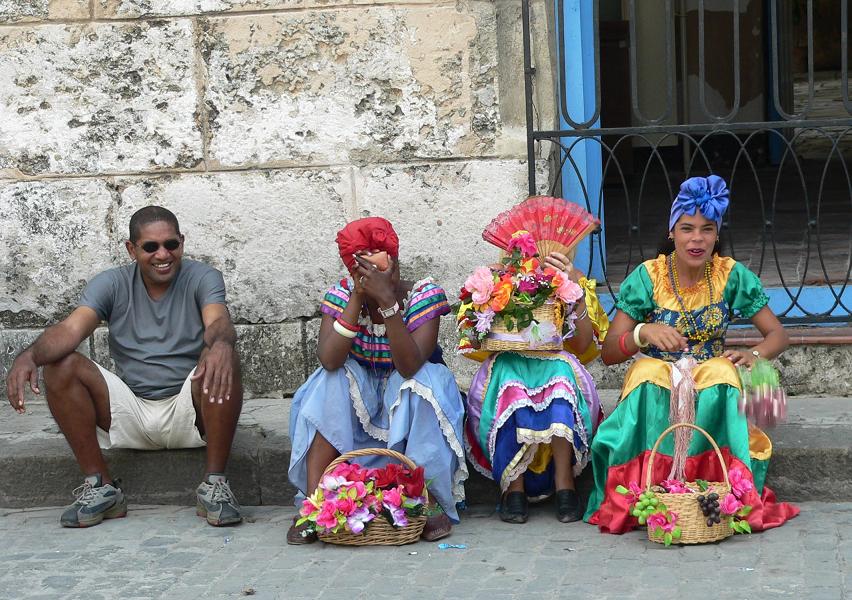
[288,358,468,521]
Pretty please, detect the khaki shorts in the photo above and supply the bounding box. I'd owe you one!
[94,364,206,451]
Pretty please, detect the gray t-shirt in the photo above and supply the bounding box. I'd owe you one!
[80,259,227,400]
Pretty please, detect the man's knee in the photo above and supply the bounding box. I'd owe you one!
[42,352,90,384]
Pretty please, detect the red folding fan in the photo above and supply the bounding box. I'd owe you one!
[482,196,600,257]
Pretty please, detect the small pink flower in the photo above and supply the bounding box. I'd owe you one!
[728,469,754,499]
[299,497,319,518]
[661,479,691,494]
[507,231,538,258]
[316,501,339,530]
[720,493,743,516]
[333,497,357,516]
[556,277,583,304]
[517,277,539,294]
[465,267,496,306]
[320,474,348,491]
[382,486,404,508]
[346,506,374,534]
[647,513,668,532]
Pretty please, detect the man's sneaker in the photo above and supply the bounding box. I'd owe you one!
[60,474,127,528]
[196,474,242,526]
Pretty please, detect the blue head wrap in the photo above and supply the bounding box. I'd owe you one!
[669,175,730,232]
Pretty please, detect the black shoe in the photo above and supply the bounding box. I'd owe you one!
[555,489,582,523]
[500,491,528,524]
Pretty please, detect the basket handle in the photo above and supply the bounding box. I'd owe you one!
[322,448,430,503]
[644,422,730,491]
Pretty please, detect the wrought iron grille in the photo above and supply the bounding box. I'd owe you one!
[522,0,852,324]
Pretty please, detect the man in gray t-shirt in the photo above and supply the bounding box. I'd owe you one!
[5,206,243,529]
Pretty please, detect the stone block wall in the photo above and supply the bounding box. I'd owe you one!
[0,0,558,398]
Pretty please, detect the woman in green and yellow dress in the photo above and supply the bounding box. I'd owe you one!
[584,175,798,533]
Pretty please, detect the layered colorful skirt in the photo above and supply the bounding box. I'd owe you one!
[288,358,468,521]
[584,356,799,532]
[464,351,602,499]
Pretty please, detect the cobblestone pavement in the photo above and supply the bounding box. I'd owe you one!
[1,502,849,600]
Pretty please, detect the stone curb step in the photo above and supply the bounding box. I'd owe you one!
[1,394,850,508]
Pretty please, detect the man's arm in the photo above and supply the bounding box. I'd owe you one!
[192,303,238,404]
[5,307,101,413]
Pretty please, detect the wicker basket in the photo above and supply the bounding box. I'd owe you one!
[644,423,734,545]
[480,300,564,352]
[317,448,428,546]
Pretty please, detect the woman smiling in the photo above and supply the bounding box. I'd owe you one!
[584,175,799,533]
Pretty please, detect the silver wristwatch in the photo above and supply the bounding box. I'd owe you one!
[378,301,400,319]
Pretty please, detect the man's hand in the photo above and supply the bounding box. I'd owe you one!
[6,351,40,414]
[192,341,234,404]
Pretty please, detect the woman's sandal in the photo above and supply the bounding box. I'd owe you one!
[286,516,318,545]
[500,491,529,524]
[421,512,452,542]
[555,489,582,523]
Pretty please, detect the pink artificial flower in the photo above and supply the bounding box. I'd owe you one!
[555,277,583,304]
[517,277,539,294]
[720,493,744,516]
[316,501,339,530]
[465,267,496,306]
[661,479,691,494]
[382,486,404,508]
[299,497,319,518]
[333,497,357,516]
[646,512,668,532]
[507,231,538,258]
[728,468,754,499]
[628,481,643,503]
[342,481,367,500]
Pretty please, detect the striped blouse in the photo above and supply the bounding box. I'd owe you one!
[320,278,451,371]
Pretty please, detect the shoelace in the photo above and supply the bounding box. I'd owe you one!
[71,481,97,505]
[210,480,237,505]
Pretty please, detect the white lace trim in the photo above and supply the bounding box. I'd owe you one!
[390,378,469,503]
[463,429,496,481]
[345,366,389,442]
[486,378,590,480]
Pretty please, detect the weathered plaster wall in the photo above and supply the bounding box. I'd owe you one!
[0,0,558,397]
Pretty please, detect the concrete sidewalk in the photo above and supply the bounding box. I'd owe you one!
[2,394,851,508]
[0,502,848,600]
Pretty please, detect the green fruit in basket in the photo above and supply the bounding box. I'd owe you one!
[649,498,659,507]
[632,508,641,517]
[639,492,648,501]
[637,515,647,525]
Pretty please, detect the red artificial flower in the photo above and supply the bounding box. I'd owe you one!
[369,463,405,489]
[396,466,426,497]
[459,286,472,301]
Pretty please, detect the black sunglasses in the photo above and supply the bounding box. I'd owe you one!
[138,238,182,253]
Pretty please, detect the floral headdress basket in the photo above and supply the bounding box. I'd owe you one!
[297,448,429,546]
[618,423,753,546]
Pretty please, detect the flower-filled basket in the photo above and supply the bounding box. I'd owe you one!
[617,423,753,546]
[457,231,582,354]
[297,448,428,546]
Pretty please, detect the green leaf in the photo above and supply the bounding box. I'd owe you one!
[615,485,629,495]
[738,505,753,517]
[295,516,310,526]
[653,526,663,538]
[696,479,709,491]
[740,521,752,534]
[729,520,736,530]
[503,315,515,331]
[672,526,682,538]
[664,532,673,546]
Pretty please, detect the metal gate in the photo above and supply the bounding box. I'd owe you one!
[522,0,852,324]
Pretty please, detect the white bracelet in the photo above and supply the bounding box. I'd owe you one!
[633,323,649,348]
[332,319,357,339]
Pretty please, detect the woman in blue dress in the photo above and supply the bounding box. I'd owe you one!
[287,217,467,544]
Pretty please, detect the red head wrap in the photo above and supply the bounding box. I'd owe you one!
[336,217,400,271]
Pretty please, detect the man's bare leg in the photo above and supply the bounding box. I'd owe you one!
[43,352,113,483]
[191,348,243,475]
